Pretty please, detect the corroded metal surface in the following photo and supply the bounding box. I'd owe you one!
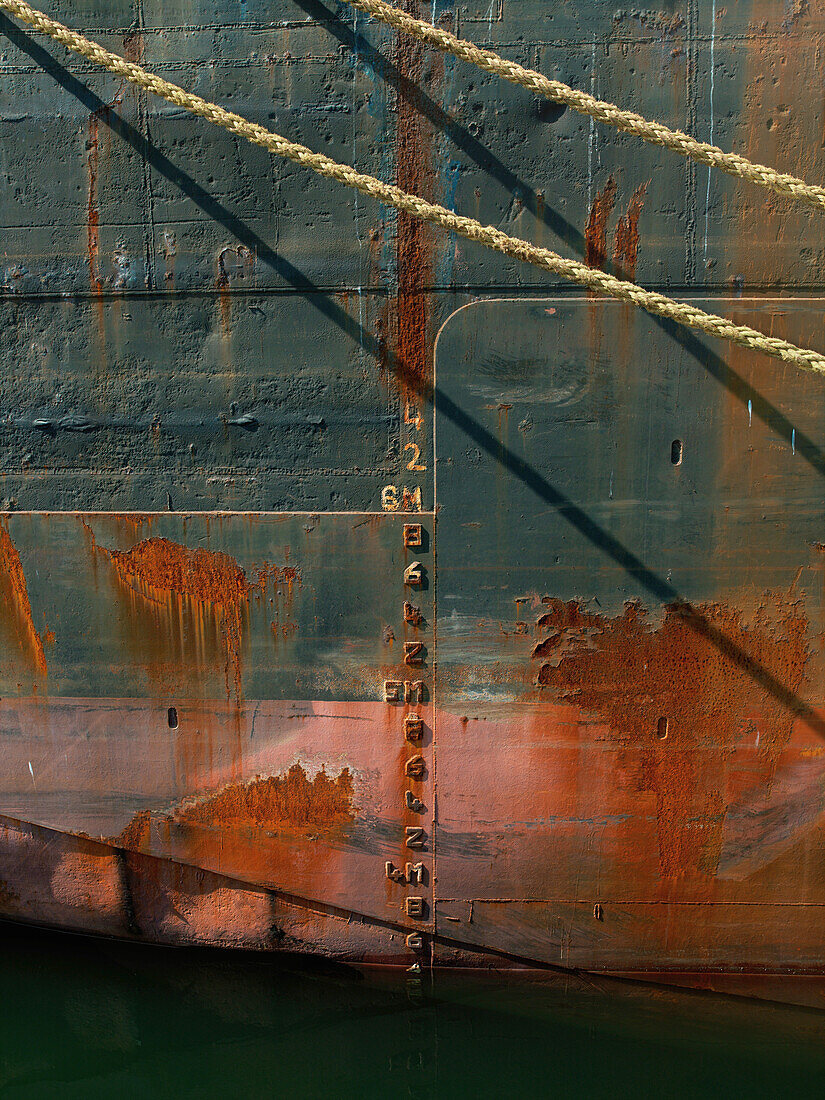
[434,298,825,968]
[1,0,825,974]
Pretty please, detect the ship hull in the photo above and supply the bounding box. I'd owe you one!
[2,1,825,979]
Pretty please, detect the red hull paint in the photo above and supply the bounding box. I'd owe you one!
[2,695,825,972]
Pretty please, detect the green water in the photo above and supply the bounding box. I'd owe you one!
[0,923,824,1099]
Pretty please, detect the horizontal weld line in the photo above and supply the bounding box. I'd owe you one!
[2,22,331,35]
[0,56,342,75]
[4,289,825,302]
[2,29,814,45]
[7,467,402,474]
[5,509,436,516]
[436,899,825,906]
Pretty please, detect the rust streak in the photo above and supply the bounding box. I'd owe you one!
[86,76,128,300]
[86,111,101,292]
[584,176,617,270]
[97,536,298,703]
[0,523,48,676]
[392,0,435,396]
[612,181,650,280]
[217,252,232,339]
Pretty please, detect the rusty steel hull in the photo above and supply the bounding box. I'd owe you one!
[1,1,825,976]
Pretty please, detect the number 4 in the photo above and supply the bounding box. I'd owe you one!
[404,402,422,431]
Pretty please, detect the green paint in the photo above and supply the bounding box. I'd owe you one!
[0,922,823,1098]
[435,298,825,711]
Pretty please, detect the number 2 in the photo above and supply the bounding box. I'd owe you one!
[405,442,426,471]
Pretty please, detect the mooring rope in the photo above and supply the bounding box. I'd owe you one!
[344,0,825,214]
[1,0,824,374]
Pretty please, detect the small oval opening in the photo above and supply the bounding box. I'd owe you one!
[657,716,669,740]
[167,706,178,730]
[670,439,683,466]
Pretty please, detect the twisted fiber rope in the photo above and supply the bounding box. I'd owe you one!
[345,0,825,213]
[1,0,824,374]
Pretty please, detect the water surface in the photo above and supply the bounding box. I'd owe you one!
[1,922,823,1098]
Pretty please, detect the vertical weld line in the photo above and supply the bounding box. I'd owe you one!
[587,33,596,214]
[685,0,699,283]
[136,0,156,291]
[430,246,439,970]
[703,0,717,268]
[352,6,366,365]
[430,502,438,970]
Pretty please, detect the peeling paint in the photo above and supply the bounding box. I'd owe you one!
[173,764,355,830]
[2,0,825,976]
[115,808,152,851]
[121,30,144,65]
[533,595,808,878]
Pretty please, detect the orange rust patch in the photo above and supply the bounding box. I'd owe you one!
[0,523,48,676]
[98,536,299,702]
[173,764,355,830]
[612,182,649,280]
[533,595,808,878]
[115,808,152,850]
[584,176,617,270]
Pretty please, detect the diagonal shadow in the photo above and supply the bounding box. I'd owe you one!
[435,385,825,738]
[293,0,588,261]
[0,12,375,336]
[653,314,825,481]
[295,2,825,484]
[3,16,823,736]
